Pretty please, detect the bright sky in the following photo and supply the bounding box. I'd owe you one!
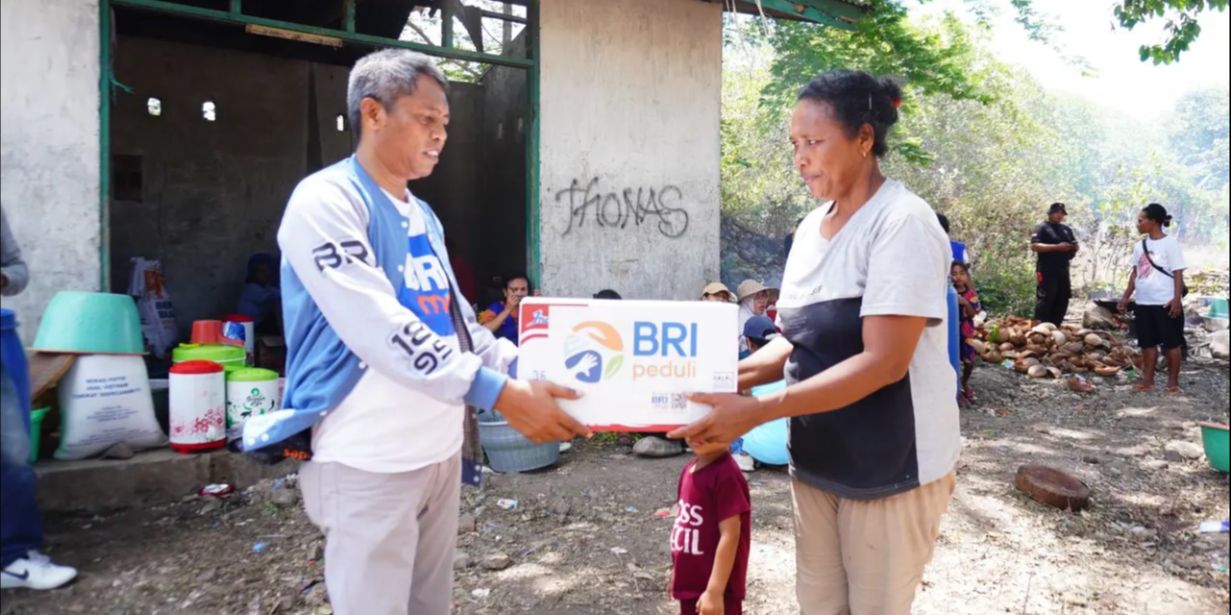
[918,0,1231,122]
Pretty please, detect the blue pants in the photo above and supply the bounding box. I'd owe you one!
[1,309,43,568]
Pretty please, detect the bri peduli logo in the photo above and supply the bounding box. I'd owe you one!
[563,320,702,384]
[563,321,625,384]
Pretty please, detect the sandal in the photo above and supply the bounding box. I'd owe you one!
[963,386,977,403]
[1132,383,1155,392]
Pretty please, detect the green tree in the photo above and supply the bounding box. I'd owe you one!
[1111,0,1230,64]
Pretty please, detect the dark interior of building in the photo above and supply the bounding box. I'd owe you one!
[107,0,529,365]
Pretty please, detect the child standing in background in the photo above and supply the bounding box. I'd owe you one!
[952,261,982,403]
[670,441,751,614]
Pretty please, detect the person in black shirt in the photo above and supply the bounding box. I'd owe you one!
[1030,202,1078,325]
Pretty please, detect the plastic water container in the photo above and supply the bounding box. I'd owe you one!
[221,314,256,364]
[169,360,226,453]
[29,406,49,463]
[225,368,280,444]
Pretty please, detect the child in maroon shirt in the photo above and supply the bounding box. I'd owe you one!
[670,442,751,615]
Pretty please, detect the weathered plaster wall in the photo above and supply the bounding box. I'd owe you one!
[538,0,722,299]
[0,0,102,343]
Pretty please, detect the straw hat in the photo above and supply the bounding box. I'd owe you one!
[736,279,779,302]
[700,282,734,301]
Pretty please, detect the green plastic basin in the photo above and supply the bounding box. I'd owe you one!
[32,291,144,354]
[1199,422,1230,473]
[1209,298,1229,319]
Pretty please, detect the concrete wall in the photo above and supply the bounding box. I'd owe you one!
[538,0,722,300]
[0,0,101,343]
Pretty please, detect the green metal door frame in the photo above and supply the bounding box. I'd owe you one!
[97,0,542,289]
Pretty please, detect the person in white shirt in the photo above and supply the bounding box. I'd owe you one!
[671,69,958,615]
[262,50,589,615]
[1118,203,1187,394]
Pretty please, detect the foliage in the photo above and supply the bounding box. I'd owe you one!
[1005,0,1228,64]
[401,2,526,82]
[719,6,1230,317]
[761,8,1000,164]
[1110,0,1230,64]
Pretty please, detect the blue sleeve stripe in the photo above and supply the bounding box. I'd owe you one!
[464,366,507,411]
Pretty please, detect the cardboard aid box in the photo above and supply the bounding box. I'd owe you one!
[517,298,738,431]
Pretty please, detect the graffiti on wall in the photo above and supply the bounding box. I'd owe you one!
[556,177,690,238]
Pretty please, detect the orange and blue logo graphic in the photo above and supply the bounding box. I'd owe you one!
[563,321,625,383]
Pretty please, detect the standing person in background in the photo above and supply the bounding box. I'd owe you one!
[951,262,982,404]
[1030,202,1078,326]
[2,210,78,590]
[480,273,530,345]
[1118,203,1187,394]
[936,213,972,265]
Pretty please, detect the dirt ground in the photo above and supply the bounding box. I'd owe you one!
[3,352,1228,614]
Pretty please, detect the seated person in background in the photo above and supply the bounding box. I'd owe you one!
[593,289,622,300]
[237,253,281,335]
[479,273,530,345]
[735,280,776,359]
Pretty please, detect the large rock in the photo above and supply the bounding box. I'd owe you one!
[1164,440,1204,461]
[633,436,684,458]
[1210,329,1230,360]
[1082,302,1118,330]
[482,553,513,571]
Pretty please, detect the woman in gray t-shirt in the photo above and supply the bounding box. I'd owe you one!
[671,70,959,614]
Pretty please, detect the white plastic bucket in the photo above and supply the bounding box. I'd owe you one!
[169,360,226,452]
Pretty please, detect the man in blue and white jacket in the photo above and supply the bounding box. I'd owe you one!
[243,50,589,615]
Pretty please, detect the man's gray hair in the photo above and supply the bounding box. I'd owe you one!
[347,49,448,137]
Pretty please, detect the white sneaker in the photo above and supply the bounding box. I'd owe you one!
[734,452,756,473]
[1,551,78,590]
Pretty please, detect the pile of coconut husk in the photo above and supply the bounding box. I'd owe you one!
[971,317,1140,380]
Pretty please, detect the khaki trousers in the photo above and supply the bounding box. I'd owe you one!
[792,473,956,615]
[301,454,461,615]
